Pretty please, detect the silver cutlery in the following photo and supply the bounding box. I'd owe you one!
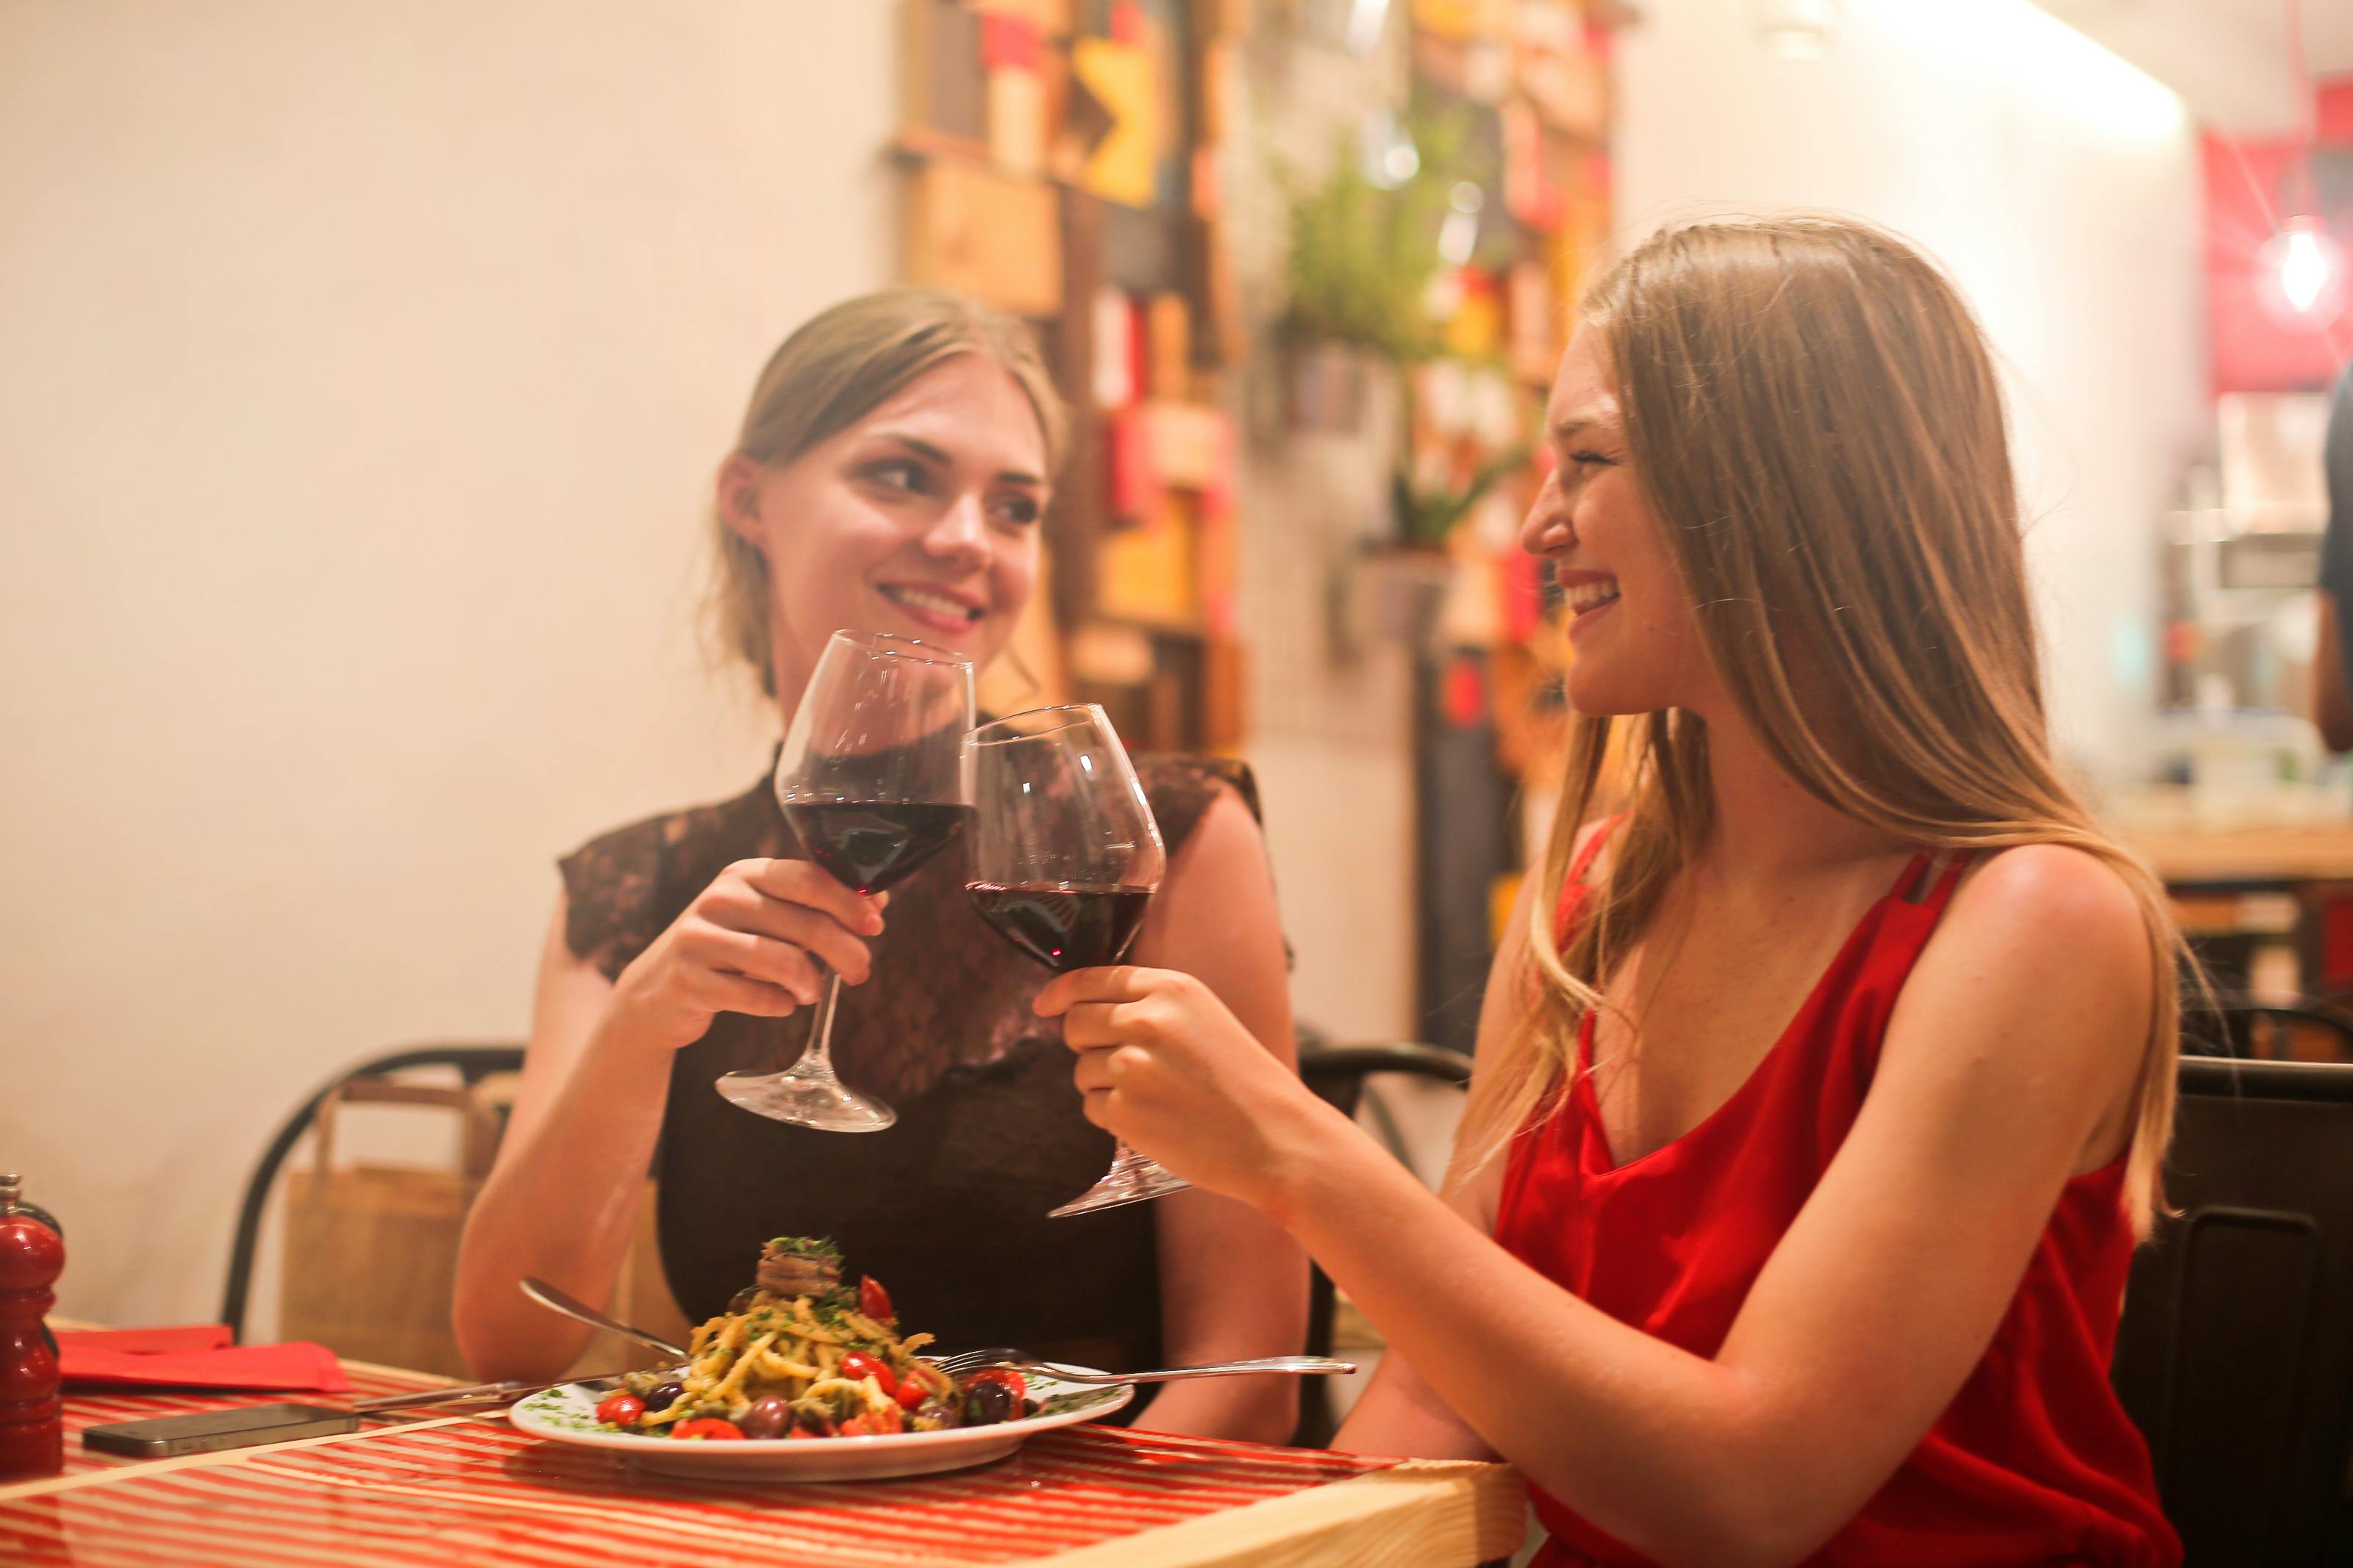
[349,1375,624,1415]
[927,1348,1356,1384]
[520,1275,693,1361]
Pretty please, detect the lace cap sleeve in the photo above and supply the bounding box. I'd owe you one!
[1132,753,1290,973]
[558,781,780,984]
[1132,754,1263,856]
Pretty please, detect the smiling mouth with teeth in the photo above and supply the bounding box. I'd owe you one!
[878,584,985,624]
[1564,579,1621,614]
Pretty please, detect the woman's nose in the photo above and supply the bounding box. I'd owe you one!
[1520,489,1574,556]
[923,493,990,565]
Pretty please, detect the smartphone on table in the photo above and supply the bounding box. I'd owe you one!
[82,1403,364,1458]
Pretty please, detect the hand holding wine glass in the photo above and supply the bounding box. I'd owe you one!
[1035,962,1338,1214]
[715,630,974,1132]
[963,705,1183,1215]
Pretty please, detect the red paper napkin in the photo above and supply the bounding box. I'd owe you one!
[57,1326,351,1392]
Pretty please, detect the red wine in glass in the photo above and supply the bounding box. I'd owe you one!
[963,704,1185,1217]
[966,883,1153,972]
[715,629,974,1133]
[787,802,975,895]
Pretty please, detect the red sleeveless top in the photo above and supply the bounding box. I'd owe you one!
[1493,838,2178,1567]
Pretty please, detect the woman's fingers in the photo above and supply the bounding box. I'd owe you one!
[694,925,826,1003]
[696,969,803,1019]
[738,858,886,936]
[1071,1042,1150,1094]
[704,880,879,982]
[1034,964,1161,1017]
[1058,998,1168,1051]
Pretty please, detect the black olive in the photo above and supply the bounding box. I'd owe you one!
[643,1380,685,1414]
[738,1396,793,1440]
[915,1398,963,1430]
[965,1381,1016,1425]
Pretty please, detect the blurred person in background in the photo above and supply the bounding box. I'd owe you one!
[452,289,1304,1442]
[1041,219,2185,1565]
[2310,361,2352,751]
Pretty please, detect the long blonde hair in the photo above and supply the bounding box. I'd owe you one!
[1465,217,2181,1232]
[709,288,1068,697]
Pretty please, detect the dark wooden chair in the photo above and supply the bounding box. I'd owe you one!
[1292,1039,1474,1449]
[2112,1055,2353,1566]
[2186,993,2353,1064]
[219,1043,524,1341]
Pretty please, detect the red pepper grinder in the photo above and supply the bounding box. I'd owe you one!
[0,1173,65,1480]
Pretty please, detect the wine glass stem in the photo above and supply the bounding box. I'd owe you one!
[796,970,845,1079]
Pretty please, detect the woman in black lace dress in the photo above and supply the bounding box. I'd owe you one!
[451,290,1304,1441]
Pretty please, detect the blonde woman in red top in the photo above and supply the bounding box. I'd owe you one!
[1038,217,2183,1567]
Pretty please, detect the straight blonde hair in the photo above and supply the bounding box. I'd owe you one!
[709,288,1068,697]
[1464,217,2182,1233]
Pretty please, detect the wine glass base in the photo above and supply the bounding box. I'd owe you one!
[715,1069,896,1132]
[1049,1160,1192,1217]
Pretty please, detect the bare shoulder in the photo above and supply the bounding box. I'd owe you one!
[1941,842,2151,984]
[1165,784,1270,887]
[1887,843,2155,1148]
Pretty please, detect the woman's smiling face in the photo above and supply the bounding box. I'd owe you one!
[720,354,1049,704]
[1523,326,1718,718]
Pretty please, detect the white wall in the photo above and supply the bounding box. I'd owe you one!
[1227,36,1425,1045]
[1615,0,2209,780]
[0,0,894,1326]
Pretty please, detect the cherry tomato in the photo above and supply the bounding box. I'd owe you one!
[838,1403,907,1438]
[895,1377,927,1411]
[840,1350,896,1397]
[858,1275,894,1322]
[593,1392,645,1428]
[671,1418,745,1441]
[964,1368,1026,1401]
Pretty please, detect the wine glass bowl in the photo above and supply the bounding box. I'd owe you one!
[963,705,1188,1216]
[715,630,976,1132]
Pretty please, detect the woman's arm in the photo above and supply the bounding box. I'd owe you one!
[454,860,882,1381]
[1121,787,1307,1445]
[1046,845,2152,1567]
[1329,874,1539,1462]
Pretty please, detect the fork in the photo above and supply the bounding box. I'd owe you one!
[927,1349,1356,1384]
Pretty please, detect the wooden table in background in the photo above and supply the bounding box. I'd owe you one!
[1,1348,1524,1567]
[2124,823,2353,887]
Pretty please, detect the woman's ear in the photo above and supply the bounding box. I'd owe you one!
[715,453,768,548]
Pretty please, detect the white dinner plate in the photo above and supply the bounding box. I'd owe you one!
[508,1369,1133,1481]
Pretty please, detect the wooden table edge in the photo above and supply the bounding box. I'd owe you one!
[1026,1456,1525,1568]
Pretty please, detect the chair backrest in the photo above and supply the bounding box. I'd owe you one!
[220,1044,524,1342]
[2193,995,2353,1064]
[1293,1040,1472,1448]
[2112,1055,2353,1567]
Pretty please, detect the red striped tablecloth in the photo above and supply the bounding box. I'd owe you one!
[57,1358,449,1478]
[8,1368,1525,1567]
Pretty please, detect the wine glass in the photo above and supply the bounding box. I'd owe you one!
[715,630,974,1131]
[963,704,1185,1216]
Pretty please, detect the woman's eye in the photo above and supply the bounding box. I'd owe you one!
[994,495,1042,526]
[1570,450,1615,468]
[863,459,926,493]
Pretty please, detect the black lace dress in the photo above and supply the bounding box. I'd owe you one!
[559,754,1256,1383]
